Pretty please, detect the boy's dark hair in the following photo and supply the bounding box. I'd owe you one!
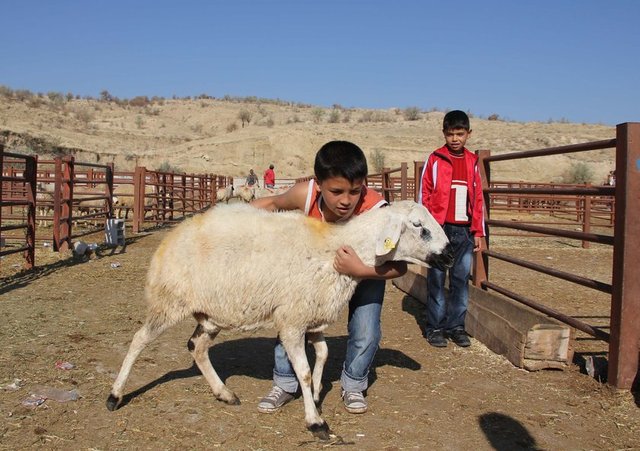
[314,141,368,182]
[442,110,471,131]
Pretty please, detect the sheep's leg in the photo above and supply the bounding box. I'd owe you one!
[106,318,169,411]
[307,332,328,406]
[187,315,240,405]
[280,328,330,440]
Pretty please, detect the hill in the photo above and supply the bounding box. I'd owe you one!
[0,92,617,184]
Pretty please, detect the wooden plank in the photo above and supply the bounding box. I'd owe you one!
[393,265,574,370]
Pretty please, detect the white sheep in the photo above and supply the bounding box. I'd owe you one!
[235,185,255,202]
[106,200,452,439]
[215,185,234,204]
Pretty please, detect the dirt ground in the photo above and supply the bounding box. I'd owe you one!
[1,223,639,450]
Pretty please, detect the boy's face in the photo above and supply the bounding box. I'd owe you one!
[443,127,472,154]
[316,176,364,222]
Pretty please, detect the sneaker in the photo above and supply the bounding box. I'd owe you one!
[448,328,471,347]
[257,386,295,413]
[342,390,367,414]
[426,329,447,348]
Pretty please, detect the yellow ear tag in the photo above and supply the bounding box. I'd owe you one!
[384,238,395,250]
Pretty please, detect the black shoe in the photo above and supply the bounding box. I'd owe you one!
[426,329,447,348]
[448,328,471,347]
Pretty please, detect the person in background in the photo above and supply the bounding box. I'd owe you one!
[246,169,258,187]
[251,140,406,414]
[264,164,276,189]
[419,110,485,348]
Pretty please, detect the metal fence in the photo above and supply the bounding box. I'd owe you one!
[473,122,639,389]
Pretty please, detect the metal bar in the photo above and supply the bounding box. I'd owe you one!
[484,139,616,162]
[484,249,612,294]
[0,200,30,207]
[0,245,30,257]
[0,223,27,232]
[486,186,615,196]
[487,219,614,245]
[482,281,611,342]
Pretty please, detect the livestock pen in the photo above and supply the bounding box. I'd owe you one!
[474,122,639,389]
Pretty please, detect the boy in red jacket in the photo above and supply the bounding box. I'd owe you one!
[419,110,485,348]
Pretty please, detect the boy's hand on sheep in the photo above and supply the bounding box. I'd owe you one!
[333,245,368,278]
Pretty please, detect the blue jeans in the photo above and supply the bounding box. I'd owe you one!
[425,224,474,334]
[273,278,385,393]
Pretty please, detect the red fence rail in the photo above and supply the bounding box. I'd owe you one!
[474,122,639,389]
[0,144,36,269]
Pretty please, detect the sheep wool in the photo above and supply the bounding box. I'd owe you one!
[107,200,452,439]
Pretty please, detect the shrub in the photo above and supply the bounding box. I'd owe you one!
[129,96,150,108]
[226,122,239,133]
[403,107,421,121]
[488,113,500,121]
[369,149,386,173]
[311,108,325,123]
[238,109,252,127]
[156,161,182,173]
[565,162,594,184]
[328,109,340,123]
[76,108,95,124]
[0,85,14,98]
[135,116,145,129]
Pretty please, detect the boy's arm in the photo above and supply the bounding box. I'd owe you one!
[334,245,407,280]
[250,181,308,211]
[420,156,434,208]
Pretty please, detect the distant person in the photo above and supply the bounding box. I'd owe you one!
[419,110,485,348]
[607,170,616,186]
[263,164,276,189]
[245,169,258,187]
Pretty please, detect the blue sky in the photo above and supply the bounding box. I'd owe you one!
[1,0,638,125]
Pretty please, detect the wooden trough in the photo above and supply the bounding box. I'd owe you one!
[393,265,574,371]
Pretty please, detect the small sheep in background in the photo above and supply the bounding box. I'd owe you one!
[106,201,452,439]
[235,185,255,202]
[215,185,234,204]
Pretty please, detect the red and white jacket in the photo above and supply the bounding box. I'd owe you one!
[419,145,485,237]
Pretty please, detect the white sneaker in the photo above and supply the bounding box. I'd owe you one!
[341,390,367,414]
[257,386,295,413]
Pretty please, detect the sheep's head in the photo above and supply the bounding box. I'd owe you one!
[375,201,453,269]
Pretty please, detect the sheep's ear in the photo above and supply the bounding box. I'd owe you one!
[375,215,403,256]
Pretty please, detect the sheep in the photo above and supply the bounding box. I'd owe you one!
[235,185,255,202]
[35,182,55,227]
[106,200,452,439]
[215,185,234,204]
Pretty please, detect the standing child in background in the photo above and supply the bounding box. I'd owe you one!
[251,141,406,414]
[419,110,485,348]
[264,164,276,188]
[246,169,258,187]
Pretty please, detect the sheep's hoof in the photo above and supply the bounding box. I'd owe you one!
[308,421,330,440]
[106,394,121,411]
[221,394,241,405]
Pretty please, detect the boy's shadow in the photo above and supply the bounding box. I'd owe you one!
[401,294,428,337]
[116,333,421,408]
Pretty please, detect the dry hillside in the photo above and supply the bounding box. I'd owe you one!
[0,92,617,183]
